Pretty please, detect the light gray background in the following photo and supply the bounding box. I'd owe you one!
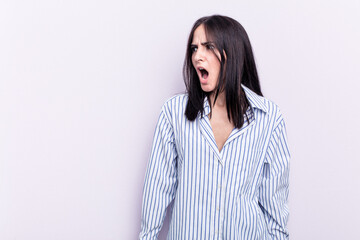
[1,0,359,239]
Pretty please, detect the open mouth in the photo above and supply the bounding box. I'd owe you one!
[199,67,209,79]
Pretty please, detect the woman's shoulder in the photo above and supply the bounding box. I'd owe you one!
[164,93,188,105]
[242,85,285,124]
[160,93,188,120]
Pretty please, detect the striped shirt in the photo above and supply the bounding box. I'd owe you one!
[140,85,290,239]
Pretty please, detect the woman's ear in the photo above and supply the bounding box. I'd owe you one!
[223,50,227,61]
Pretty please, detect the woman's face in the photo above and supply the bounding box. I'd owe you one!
[191,24,221,93]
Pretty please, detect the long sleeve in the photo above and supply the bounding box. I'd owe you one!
[258,117,290,239]
[139,108,178,240]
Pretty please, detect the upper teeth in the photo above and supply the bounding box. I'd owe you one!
[199,68,204,70]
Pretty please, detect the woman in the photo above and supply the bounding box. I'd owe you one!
[140,15,290,239]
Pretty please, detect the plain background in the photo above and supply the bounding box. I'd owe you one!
[1,0,360,239]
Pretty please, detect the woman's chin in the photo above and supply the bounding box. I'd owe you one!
[200,85,215,93]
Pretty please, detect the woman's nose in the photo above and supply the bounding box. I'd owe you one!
[194,48,205,62]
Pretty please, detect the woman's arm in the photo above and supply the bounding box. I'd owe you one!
[258,116,290,239]
[139,108,178,240]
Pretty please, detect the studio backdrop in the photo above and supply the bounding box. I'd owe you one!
[0,0,359,239]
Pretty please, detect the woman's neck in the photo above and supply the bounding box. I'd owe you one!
[209,91,226,108]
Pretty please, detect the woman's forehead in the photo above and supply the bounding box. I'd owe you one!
[192,25,207,43]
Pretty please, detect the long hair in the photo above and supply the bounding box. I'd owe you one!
[183,15,263,129]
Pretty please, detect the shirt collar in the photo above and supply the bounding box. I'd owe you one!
[203,96,211,117]
[241,84,268,113]
[201,84,268,118]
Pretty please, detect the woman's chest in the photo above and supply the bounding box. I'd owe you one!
[174,117,269,185]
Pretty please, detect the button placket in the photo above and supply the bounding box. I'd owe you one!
[217,163,227,239]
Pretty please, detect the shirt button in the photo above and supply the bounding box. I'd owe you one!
[216,206,220,211]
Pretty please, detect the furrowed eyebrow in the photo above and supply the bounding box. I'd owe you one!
[190,42,214,46]
[201,42,214,46]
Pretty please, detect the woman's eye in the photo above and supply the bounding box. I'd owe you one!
[191,46,198,52]
[207,44,215,50]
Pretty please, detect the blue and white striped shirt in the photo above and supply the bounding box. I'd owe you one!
[140,85,290,239]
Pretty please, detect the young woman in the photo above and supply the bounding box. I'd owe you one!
[140,15,290,239]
